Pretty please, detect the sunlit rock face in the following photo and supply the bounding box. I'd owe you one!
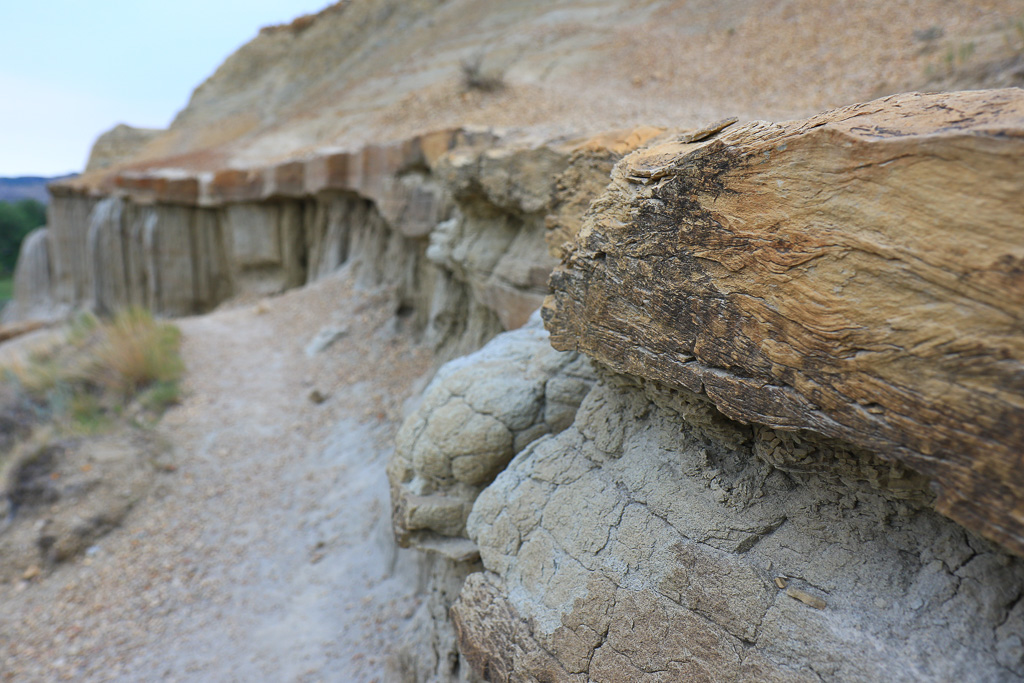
[84,124,163,173]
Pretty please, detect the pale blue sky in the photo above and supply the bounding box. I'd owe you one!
[0,1,331,176]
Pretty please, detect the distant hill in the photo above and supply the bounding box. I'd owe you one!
[0,174,78,204]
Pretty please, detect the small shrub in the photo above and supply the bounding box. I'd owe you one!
[88,307,183,398]
[460,53,505,92]
[913,26,944,42]
[137,380,181,414]
[0,199,46,275]
[66,311,99,346]
[13,353,65,396]
[1,306,183,434]
[69,392,110,433]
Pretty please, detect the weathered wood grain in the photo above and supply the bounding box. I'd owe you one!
[543,89,1024,555]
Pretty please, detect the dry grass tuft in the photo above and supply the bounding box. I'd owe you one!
[2,307,183,432]
[89,308,182,399]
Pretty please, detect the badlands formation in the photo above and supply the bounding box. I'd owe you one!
[5,1,1024,681]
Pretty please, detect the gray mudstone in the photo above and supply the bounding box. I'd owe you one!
[388,311,595,559]
[454,371,1024,682]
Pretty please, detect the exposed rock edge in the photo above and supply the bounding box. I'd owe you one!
[544,88,1024,556]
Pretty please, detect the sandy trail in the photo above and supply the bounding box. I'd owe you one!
[0,271,433,682]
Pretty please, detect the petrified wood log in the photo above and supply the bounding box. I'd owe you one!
[543,89,1024,555]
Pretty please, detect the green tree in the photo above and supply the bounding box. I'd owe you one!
[0,199,46,275]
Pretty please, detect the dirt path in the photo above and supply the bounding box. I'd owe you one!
[0,271,433,682]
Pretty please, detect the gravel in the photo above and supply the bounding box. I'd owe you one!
[0,269,434,682]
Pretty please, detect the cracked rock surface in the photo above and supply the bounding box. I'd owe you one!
[389,312,594,560]
[455,372,1024,682]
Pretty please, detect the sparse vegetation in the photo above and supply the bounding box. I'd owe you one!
[0,198,46,276]
[922,15,1024,86]
[0,277,12,306]
[88,308,183,400]
[0,307,182,577]
[943,40,977,72]
[4,307,184,432]
[913,26,944,43]
[460,52,505,92]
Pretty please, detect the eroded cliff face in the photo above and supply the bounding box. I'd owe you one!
[8,1,1024,680]
[389,312,596,560]
[12,0,1020,333]
[543,89,1024,556]
[389,330,1024,682]
[11,127,660,362]
[385,90,1024,682]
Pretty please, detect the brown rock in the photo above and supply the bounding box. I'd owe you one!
[544,89,1024,555]
[545,126,667,256]
[0,319,47,343]
[208,168,265,204]
[786,587,827,610]
[114,172,200,205]
[265,160,305,199]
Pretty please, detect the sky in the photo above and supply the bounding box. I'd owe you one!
[0,1,332,177]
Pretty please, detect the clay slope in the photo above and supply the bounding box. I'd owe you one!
[67,0,1024,184]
